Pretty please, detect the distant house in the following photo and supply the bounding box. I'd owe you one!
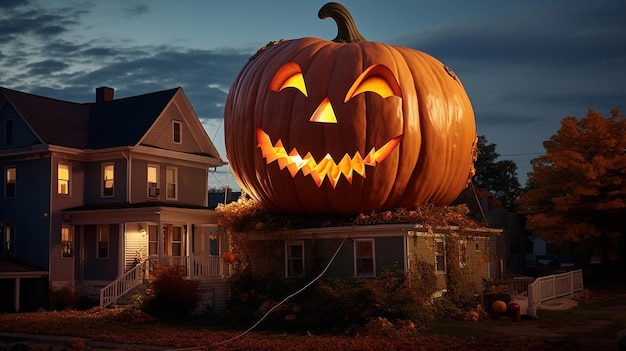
[453,187,529,279]
[0,86,231,311]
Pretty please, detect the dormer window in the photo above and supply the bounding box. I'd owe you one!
[173,121,182,144]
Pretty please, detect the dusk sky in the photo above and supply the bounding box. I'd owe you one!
[1,0,624,191]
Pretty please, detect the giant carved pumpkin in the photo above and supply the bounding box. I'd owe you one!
[224,2,477,216]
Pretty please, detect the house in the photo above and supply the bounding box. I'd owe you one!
[453,187,529,279]
[224,206,501,294]
[0,86,231,312]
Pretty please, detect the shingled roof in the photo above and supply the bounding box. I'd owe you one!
[0,86,181,150]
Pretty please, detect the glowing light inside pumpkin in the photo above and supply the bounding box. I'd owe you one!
[259,62,404,187]
[257,127,402,188]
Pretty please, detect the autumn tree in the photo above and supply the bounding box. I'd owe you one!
[518,108,626,277]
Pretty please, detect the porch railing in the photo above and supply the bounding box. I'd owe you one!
[100,259,148,308]
[100,255,226,308]
[527,269,584,317]
[162,255,224,278]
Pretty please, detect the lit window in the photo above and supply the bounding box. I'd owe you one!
[5,167,16,198]
[5,120,13,145]
[102,163,114,197]
[166,167,177,200]
[5,226,15,257]
[58,163,70,195]
[435,239,446,273]
[354,239,375,277]
[147,165,159,197]
[173,121,182,143]
[286,241,304,277]
[61,225,73,258]
[171,226,183,256]
[97,225,109,258]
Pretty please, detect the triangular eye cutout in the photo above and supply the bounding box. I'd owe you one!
[269,62,308,97]
[345,64,402,102]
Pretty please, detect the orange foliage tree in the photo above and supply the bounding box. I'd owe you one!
[518,108,626,273]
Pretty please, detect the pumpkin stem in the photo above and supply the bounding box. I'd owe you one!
[318,2,366,43]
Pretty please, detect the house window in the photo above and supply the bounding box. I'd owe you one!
[5,226,15,257]
[173,121,182,143]
[5,120,13,145]
[475,241,482,252]
[5,167,16,199]
[147,165,159,197]
[354,239,375,277]
[61,225,73,258]
[285,241,304,278]
[102,163,114,197]
[166,167,178,200]
[97,225,109,258]
[58,163,70,195]
[148,225,158,256]
[459,240,467,268]
[171,226,183,256]
[435,239,446,273]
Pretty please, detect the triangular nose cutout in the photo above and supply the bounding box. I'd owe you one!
[309,97,337,123]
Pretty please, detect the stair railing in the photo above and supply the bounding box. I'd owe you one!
[100,259,148,308]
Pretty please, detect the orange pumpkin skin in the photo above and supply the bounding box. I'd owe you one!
[223,252,236,263]
[224,3,476,216]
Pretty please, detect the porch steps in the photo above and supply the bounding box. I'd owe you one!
[111,282,149,307]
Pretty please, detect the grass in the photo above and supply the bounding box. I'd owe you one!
[1,286,625,351]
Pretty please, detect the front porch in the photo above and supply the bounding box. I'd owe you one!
[100,254,232,311]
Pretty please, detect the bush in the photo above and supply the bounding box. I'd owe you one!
[49,286,79,310]
[298,268,437,333]
[142,264,199,318]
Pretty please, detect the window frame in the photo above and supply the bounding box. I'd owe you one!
[172,120,182,144]
[171,225,183,257]
[354,238,376,277]
[102,163,114,198]
[285,241,305,278]
[165,166,178,200]
[5,166,16,199]
[147,164,159,198]
[97,225,109,259]
[435,238,446,274]
[61,225,73,258]
[57,162,70,196]
[459,239,467,268]
[5,225,15,257]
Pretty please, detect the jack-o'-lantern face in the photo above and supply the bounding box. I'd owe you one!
[257,62,403,188]
[223,2,477,215]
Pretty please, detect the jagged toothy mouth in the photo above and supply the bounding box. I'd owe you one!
[256,127,402,188]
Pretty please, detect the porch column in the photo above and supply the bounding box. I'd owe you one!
[14,277,20,312]
[119,223,125,277]
[158,221,164,263]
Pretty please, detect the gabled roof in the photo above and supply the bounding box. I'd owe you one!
[0,87,219,159]
[86,88,179,149]
[0,87,90,149]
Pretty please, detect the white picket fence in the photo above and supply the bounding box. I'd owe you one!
[527,269,584,318]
